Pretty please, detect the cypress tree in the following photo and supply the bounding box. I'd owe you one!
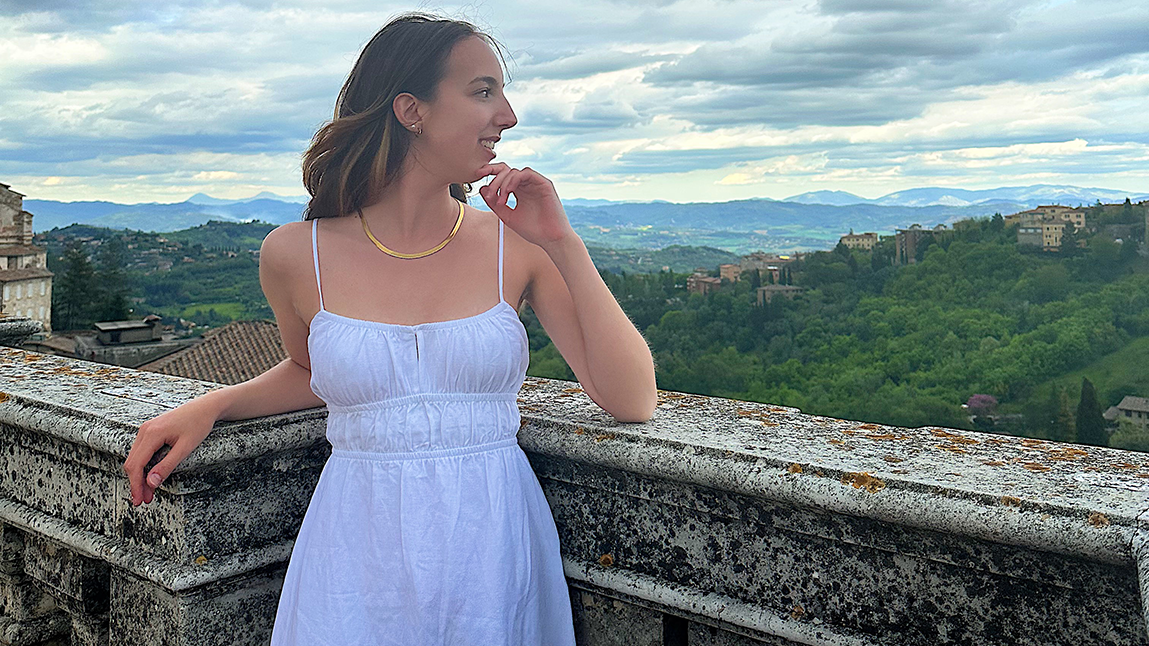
[52,240,99,331]
[95,236,131,321]
[1075,377,1108,446]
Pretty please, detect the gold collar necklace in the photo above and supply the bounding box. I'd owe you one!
[358,201,465,260]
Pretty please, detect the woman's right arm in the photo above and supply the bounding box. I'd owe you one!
[123,222,323,506]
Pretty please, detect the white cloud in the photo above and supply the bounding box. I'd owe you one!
[0,0,1147,203]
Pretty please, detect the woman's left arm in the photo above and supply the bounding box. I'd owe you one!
[479,163,657,423]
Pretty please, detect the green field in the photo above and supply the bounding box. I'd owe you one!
[1016,335,1149,413]
[170,302,247,320]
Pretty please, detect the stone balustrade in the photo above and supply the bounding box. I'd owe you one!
[0,346,1145,645]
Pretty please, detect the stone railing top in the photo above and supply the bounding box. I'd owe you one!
[0,346,327,468]
[512,376,1149,569]
[0,345,1146,569]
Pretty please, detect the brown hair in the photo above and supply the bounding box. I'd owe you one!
[300,12,509,220]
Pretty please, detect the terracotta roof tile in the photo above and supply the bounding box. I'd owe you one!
[138,319,286,385]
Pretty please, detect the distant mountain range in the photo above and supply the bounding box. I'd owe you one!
[783,184,1147,208]
[23,184,1147,252]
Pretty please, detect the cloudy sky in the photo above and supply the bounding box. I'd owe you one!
[2,0,1148,204]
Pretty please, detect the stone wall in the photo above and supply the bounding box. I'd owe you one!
[0,347,1145,645]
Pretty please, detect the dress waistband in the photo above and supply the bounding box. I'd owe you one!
[324,391,519,413]
[329,437,520,462]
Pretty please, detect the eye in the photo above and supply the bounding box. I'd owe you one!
[478,88,492,98]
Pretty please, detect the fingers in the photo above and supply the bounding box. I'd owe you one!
[124,431,164,506]
[476,162,510,179]
[124,427,183,507]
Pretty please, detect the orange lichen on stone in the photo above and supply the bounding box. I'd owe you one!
[195,555,208,565]
[1087,512,1110,527]
[1000,496,1022,507]
[599,554,614,567]
[856,423,881,430]
[22,353,42,362]
[790,605,805,620]
[882,455,904,463]
[983,461,1006,466]
[930,429,980,445]
[562,387,583,393]
[788,463,803,474]
[828,439,846,445]
[1020,439,1047,447]
[937,445,969,454]
[0,392,7,403]
[593,433,615,442]
[1022,463,1051,472]
[1046,447,1089,461]
[866,433,910,440]
[842,472,886,493]
[574,427,586,435]
[1112,462,1140,470]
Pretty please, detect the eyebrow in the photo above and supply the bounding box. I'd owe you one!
[469,76,503,87]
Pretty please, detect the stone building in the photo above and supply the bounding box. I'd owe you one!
[1104,395,1149,428]
[894,224,947,265]
[756,284,804,304]
[718,263,742,282]
[686,272,721,296]
[1005,205,1086,232]
[838,231,879,251]
[0,183,53,335]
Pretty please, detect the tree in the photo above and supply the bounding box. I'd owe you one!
[1075,378,1108,446]
[1050,385,1076,442]
[95,236,131,321]
[990,213,1004,231]
[749,268,761,289]
[1110,418,1149,452]
[52,240,99,331]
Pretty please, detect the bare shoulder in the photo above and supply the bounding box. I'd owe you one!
[260,220,312,269]
[258,220,317,316]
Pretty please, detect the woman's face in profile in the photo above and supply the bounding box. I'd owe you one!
[419,36,518,185]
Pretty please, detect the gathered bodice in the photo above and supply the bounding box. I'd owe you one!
[306,213,529,455]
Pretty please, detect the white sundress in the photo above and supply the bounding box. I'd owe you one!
[268,214,577,645]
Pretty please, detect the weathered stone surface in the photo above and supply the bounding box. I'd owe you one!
[0,347,1144,645]
[570,588,662,646]
[108,566,284,646]
[21,534,109,615]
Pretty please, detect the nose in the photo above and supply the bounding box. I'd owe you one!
[497,95,517,131]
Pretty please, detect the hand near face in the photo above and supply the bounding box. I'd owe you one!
[477,163,574,251]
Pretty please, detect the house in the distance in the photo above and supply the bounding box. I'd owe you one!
[895,224,947,265]
[1103,395,1149,429]
[1005,205,1086,232]
[686,270,722,296]
[756,284,804,305]
[0,183,53,335]
[839,231,879,251]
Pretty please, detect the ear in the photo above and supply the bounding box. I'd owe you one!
[392,92,422,131]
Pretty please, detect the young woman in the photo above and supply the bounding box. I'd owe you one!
[122,12,657,645]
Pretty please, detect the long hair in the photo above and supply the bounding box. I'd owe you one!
[301,13,508,220]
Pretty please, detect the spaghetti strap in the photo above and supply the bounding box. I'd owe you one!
[311,218,324,312]
[497,219,505,303]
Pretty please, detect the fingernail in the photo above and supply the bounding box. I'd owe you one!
[148,473,162,487]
